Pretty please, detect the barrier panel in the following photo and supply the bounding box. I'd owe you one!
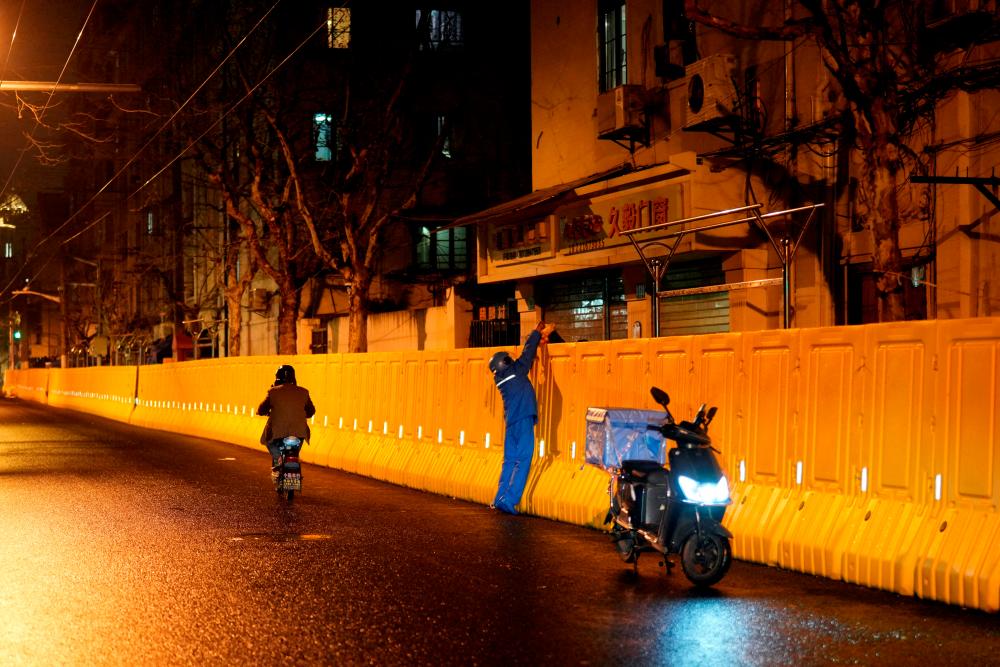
[46,366,138,423]
[3,368,50,404]
[5,317,1000,611]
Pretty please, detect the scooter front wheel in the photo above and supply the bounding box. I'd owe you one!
[680,532,732,587]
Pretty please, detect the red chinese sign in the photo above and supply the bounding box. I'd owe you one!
[607,196,670,238]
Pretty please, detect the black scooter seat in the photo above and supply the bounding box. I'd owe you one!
[621,460,669,484]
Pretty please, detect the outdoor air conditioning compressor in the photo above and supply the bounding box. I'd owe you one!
[683,54,738,129]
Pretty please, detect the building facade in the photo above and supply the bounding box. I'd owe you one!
[9,1,1000,368]
[451,0,1000,344]
[39,1,530,364]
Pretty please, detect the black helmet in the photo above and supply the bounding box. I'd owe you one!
[274,364,297,385]
[488,351,513,374]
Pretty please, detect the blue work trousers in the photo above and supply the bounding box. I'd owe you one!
[493,417,535,514]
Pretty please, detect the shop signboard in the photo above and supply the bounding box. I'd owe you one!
[481,178,685,280]
[487,218,555,267]
[558,182,682,256]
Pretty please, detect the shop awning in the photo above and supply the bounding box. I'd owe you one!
[436,163,632,231]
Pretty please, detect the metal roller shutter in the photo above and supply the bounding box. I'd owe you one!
[538,272,627,342]
[658,259,729,336]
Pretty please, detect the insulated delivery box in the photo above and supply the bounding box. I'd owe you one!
[585,407,669,470]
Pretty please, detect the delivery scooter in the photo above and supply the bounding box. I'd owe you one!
[606,387,732,586]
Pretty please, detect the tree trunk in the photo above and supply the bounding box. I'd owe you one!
[277,283,300,355]
[225,286,243,357]
[857,106,906,322]
[347,279,370,353]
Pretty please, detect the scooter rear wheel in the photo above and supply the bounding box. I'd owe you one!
[680,532,732,587]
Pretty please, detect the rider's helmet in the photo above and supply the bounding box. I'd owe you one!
[488,351,513,374]
[274,364,297,385]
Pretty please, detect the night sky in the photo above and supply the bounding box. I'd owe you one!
[0,0,96,199]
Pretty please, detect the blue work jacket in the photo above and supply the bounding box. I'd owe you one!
[493,330,542,425]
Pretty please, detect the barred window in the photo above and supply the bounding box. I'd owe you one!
[326,7,350,49]
[598,0,627,92]
[417,9,463,50]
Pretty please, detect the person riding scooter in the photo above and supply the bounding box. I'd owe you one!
[257,365,316,468]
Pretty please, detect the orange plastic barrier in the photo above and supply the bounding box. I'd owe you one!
[6,317,1000,611]
[3,368,50,404]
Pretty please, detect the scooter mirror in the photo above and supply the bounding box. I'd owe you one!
[650,386,670,407]
[706,406,718,423]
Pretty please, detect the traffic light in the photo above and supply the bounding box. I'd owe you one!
[12,329,21,340]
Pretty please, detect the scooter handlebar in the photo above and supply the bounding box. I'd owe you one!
[647,421,711,446]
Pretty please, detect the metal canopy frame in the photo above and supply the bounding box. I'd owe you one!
[621,202,825,334]
[910,174,1000,220]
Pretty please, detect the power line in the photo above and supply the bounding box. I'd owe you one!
[129,18,328,202]
[0,0,27,85]
[1,0,294,301]
[0,0,99,206]
[29,0,287,253]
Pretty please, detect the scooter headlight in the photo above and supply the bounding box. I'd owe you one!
[677,475,730,504]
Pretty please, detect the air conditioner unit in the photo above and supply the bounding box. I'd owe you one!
[597,84,645,139]
[683,54,738,129]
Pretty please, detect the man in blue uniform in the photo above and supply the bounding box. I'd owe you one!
[488,321,556,514]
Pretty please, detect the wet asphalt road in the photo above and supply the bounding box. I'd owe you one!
[0,398,998,666]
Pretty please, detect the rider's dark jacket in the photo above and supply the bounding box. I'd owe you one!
[257,383,316,444]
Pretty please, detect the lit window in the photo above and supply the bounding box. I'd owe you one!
[417,9,463,50]
[327,7,350,49]
[417,226,432,267]
[146,211,155,235]
[314,113,333,161]
[3,242,12,258]
[598,0,627,92]
[416,226,467,271]
[436,115,452,159]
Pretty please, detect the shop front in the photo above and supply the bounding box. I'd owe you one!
[462,161,761,343]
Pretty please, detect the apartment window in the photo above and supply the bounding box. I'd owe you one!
[417,9,463,50]
[314,113,334,161]
[598,0,627,92]
[3,242,12,258]
[416,226,468,271]
[146,210,156,235]
[436,115,452,159]
[327,7,350,49]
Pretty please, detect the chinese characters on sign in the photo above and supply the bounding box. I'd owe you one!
[484,183,680,271]
[561,213,605,254]
[491,220,550,264]
[559,193,673,255]
[607,196,669,238]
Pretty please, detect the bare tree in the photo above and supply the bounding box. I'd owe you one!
[196,9,446,353]
[189,7,325,355]
[279,74,445,353]
[685,1,1000,321]
[201,134,316,355]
